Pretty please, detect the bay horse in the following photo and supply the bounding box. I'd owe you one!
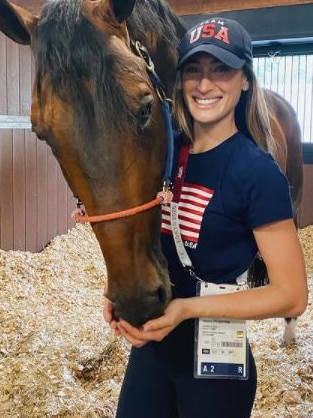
[0,0,303,341]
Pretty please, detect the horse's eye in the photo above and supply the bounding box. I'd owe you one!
[34,130,47,142]
[32,126,47,142]
[36,133,47,141]
[137,97,154,127]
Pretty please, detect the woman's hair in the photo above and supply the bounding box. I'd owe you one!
[172,61,277,155]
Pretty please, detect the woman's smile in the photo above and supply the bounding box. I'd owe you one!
[194,96,222,106]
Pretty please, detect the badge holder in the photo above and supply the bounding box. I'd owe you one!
[194,281,249,380]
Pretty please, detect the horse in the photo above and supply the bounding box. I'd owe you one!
[0,0,303,341]
[0,0,185,326]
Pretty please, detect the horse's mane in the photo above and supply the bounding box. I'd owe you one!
[127,0,185,48]
[32,0,184,138]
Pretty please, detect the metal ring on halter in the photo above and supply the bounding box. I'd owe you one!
[135,41,155,72]
[155,87,173,110]
[155,86,167,103]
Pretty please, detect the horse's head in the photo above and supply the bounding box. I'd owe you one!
[0,0,184,326]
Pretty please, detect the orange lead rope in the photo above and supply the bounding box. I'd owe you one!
[71,187,174,224]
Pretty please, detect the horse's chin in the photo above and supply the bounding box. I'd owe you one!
[110,277,172,327]
[114,305,165,328]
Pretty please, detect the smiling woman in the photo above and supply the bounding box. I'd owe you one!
[103,17,307,418]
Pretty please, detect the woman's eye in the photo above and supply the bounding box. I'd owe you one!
[214,64,231,73]
[183,65,200,74]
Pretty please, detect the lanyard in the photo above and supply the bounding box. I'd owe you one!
[172,144,190,202]
[170,145,204,280]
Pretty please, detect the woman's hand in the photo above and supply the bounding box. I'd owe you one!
[116,298,187,347]
[103,292,121,336]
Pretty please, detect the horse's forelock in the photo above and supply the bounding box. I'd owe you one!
[33,0,133,136]
[32,0,184,139]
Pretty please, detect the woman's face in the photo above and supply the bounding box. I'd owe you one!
[182,53,248,130]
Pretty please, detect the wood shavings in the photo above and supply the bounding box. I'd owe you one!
[299,226,313,273]
[0,224,129,417]
[0,223,312,417]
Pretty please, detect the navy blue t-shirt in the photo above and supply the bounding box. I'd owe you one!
[161,131,293,297]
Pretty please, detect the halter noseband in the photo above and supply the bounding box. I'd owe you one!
[72,41,174,224]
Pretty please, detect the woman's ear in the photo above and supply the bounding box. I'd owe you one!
[242,79,250,91]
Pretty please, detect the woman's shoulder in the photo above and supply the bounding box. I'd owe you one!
[233,132,270,158]
[231,132,281,176]
[226,132,290,200]
[225,133,293,225]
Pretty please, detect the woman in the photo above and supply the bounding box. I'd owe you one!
[104,17,308,418]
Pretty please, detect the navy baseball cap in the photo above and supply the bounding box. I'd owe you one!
[178,17,253,69]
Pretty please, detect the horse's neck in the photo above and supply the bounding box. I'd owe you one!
[265,90,289,173]
[269,114,288,173]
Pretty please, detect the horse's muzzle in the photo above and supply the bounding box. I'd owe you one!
[112,284,171,327]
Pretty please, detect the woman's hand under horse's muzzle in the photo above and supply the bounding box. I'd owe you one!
[103,289,121,336]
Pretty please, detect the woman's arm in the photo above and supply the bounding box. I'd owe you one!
[182,218,308,321]
[105,219,308,346]
[250,218,307,317]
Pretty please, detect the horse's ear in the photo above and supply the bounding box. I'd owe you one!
[0,0,38,45]
[110,0,136,22]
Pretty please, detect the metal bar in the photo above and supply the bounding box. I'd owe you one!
[0,115,31,129]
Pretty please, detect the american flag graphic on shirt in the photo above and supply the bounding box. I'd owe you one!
[161,183,215,243]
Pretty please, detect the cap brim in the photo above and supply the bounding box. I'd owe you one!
[177,44,246,70]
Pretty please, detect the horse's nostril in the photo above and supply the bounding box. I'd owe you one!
[156,285,167,305]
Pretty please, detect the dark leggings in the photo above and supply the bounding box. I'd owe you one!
[116,321,257,418]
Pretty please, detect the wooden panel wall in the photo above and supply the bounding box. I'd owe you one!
[168,0,313,15]
[0,129,76,252]
[0,34,75,252]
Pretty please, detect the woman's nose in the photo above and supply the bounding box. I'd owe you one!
[197,75,214,93]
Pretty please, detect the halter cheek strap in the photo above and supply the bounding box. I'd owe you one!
[72,41,174,224]
[133,41,174,189]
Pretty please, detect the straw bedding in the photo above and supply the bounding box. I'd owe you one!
[0,224,312,417]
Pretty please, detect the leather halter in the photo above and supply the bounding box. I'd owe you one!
[72,41,174,224]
